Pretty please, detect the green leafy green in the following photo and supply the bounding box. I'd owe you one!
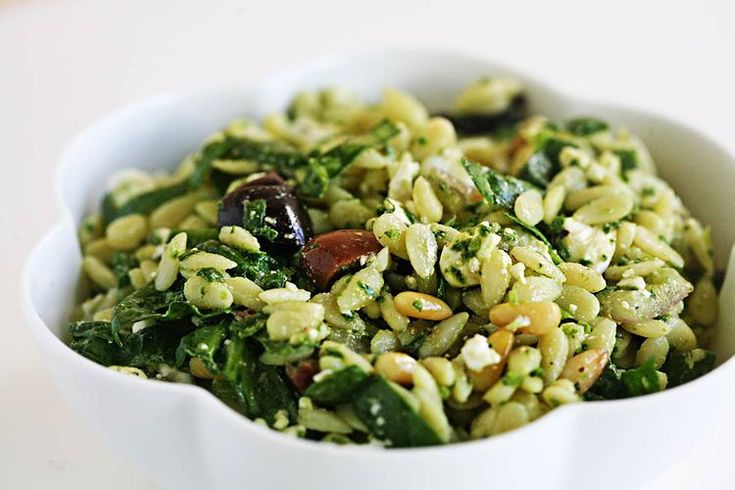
[586,359,662,400]
[190,137,305,188]
[219,337,298,424]
[257,337,316,366]
[124,321,191,372]
[462,158,531,210]
[196,267,226,283]
[242,199,278,241]
[111,251,138,288]
[195,240,291,290]
[353,376,443,447]
[518,131,578,188]
[230,312,268,339]
[102,182,190,225]
[566,117,609,136]
[584,362,624,400]
[615,149,639,174]
[518,151,557,188]
[68,321,122,365]
[111,285,224,343]
[620,358,661,396]
[662,350,716,388]
[69,319,194,375]
[504,213,563,264]
[175,323,228,372]
[299,119,399,198]
[303,366,369,405]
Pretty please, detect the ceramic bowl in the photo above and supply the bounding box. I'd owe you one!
[21,48,735,490]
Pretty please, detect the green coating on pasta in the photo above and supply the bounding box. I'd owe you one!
[67,78,719,448]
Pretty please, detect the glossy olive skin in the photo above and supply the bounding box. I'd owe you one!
[437,95,527,135]
[218,173,312,249]
[302,229,384,290]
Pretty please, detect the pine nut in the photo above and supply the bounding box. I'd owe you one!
[561,349,608,393]
[375,352,417,385]
[189,357,215,379]
[489,301,562,336]
[394,291,452,320]
[468,329,514,392]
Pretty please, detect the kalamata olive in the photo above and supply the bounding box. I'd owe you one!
[218,182,312,249]
[436,95,527,135]
[285,358,319,393]
[302,229,384,290]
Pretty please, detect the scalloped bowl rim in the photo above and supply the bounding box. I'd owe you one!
[20,47,735,462]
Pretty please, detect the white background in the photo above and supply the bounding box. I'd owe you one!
[1,0,734,488]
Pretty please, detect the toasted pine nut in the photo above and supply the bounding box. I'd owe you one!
[560,349,608,393]
[394,291,452,320]
[375,352,417,385]
[489,301,561,336]
[189,357,215,379]
[468,329,514,391]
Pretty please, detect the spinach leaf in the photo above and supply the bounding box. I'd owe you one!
[518,151,557,188]
[70,319,194,375]
[175,323,229,372]
[620,358,661,396]
[111,251,138,288]
[242,199,278,241]
[586,359,662,399]
[615,149,639,174]
[662,350,716,388]
[504,213,563,264]
[518,132,577,188]
[124,321,191,373]
[462,158,531,210]
[68,321,122,366]
[102,182,190,225]
[230,312,268,339]
[190,136,305,188]
[353,376,443,447]
[566,117,609,136]
[257,337,316,366]
[299,119,399,198]
[195,240,291,290]
[299,157,331,198]
[221,337,298,424]
[111,285,223,343]
[303,366,369,405]
[584,362,625,400]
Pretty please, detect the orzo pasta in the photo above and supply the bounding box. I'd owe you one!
[66,77,718,447]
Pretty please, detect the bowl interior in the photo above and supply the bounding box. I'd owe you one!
[35,48,735,362]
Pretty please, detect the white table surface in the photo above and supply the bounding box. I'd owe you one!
[1,0,734,488]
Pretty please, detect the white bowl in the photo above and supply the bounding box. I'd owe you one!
[21,49,735,490]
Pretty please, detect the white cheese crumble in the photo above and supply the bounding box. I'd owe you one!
[460,334,501,371]
[504,315,531,332]
[510,262,527,284]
